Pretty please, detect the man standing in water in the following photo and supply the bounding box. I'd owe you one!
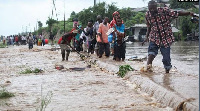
[97,17,110,58]
[93,15,103,57]
[142,0,196,73]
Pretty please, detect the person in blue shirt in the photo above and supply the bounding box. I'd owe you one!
[113,17,126,61]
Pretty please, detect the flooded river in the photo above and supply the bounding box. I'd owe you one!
[0,42,198,110]
[126,41,199,75]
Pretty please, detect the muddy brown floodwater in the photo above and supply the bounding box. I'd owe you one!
[0,43,198,111]
[126,41,199,75]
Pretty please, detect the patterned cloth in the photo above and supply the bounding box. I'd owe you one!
[114,24,125,45]
[145,7,179,48]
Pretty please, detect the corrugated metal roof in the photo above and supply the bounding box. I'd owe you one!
[172,27,179,32]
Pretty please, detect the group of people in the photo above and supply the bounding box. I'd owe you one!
[58,11,126,62]
[2,33,47,50]
[3,35,20,46]
[2,33,45,46]
[58,0,196,74]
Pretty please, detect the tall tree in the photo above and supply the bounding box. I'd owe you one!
[38,21,43,28]
[46,17,58,33]
[169,0,198,39]
[106,2,119,20]
[118,8,134,22]
[169,0,194,9]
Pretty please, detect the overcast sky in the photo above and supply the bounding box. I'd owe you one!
[0,0,151,36]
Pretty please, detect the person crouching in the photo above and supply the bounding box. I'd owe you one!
[58,30,78,61]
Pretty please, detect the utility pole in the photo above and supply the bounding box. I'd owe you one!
[29,23,31,33]
[64,13,65,33]
[64,0,66,33]
[21,26,23,35]
[94,0,96,6]
[26,26,27,35]
[36,20,38,31]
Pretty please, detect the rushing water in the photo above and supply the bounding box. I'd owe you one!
[126,41,199,75]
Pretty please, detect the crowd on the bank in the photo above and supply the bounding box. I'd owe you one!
[58,11,126,62]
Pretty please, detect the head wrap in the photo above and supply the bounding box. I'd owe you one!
[112,11,120,17]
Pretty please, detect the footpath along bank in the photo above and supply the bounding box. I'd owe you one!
[0,45,198,111]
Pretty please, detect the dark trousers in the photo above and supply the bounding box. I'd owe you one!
[42,39,45,46]
[88,40,95,54]
[29,43,33,49]
[114,42,126,60]
[148,42,172,70]
[61,49,70,60]
[98,42,110,57]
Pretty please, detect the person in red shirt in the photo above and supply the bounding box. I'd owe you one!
[58,30,78,61]
[15,35,19,46]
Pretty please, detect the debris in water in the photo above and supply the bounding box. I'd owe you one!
[87,65,91,68]
[140,64,153,72]
[69,67,85,71]
[55,65,64,70]
[128,56,147,62]
[117,65,134,78]
[5,81,11,84]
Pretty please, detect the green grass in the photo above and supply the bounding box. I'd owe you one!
[117,65,134,78]
[36,85,53,111]
[0,88,14,99]
[32,68,41,73]
[0,42,6,48]
[20,68,32,74]
[20,68,42,74]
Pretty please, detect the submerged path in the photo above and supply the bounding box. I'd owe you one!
[0,45,198,111]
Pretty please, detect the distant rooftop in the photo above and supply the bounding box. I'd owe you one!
[131,24,147,28]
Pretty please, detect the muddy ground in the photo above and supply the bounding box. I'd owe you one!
[0,45,198,111]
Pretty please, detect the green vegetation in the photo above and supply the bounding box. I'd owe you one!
[32,68,41,73]
[36,86,53,111]
[20,68,42,74]
[117,65,134,78]
[20,68,32,74]
[32,1,198,41]
[0,42,6,48]
[169,0,194,9]
[0,87,14,99]
[169,0,199,40]
[33,2,145,36]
